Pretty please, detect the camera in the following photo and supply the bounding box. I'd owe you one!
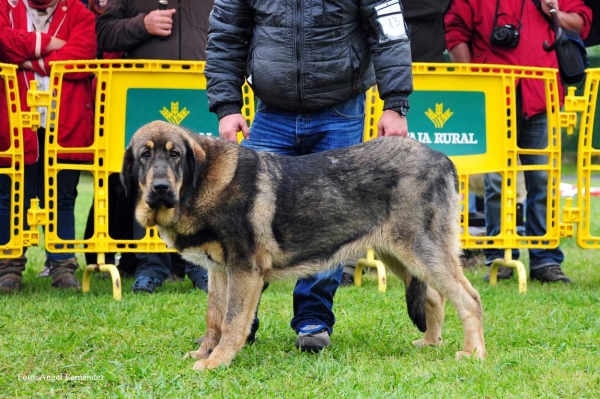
[490,24,520,48]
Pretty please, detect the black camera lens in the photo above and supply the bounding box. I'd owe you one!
[493,28,509,41]
[490,24,519,48]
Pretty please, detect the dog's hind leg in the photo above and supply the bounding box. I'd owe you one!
[193,268,264,371]
[410,251,486,359]
[378,252,445,348]
[190,269,227,361]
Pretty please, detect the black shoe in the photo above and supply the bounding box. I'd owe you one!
[530,265,572,284]
[483,266,514,282]
[340,272,354,287]
[295,325,331,353]
[132,276,162,293]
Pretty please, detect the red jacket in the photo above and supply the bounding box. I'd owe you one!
[445,0,592,118]
[0,0,97,164]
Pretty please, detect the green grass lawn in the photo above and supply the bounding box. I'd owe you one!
[1,174,600,398]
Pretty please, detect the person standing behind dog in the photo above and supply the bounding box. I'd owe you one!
[95,0,213,293]
[205,0,412,351]
[445,0,592,283]
[0,0,97,293]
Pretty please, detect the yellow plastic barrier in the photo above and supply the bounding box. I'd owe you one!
[26,60,254,299]
[0,62,39,258]
[22,60,577,297]
[562,69,600,249]
[359,63,565,293]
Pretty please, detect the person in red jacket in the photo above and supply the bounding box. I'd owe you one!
[0,0,97,293]
[445,0,592,283]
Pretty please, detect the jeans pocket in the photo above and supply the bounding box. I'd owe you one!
[331,94,365,119]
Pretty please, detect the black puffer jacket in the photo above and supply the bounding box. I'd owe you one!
[206,0,413,119]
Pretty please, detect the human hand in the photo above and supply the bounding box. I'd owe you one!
[143,9,176,37]
[46,37,66,52]
[377,110,409,137]
[541,0,560,16]
[218,114,249,142]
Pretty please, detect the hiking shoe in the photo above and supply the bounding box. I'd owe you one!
[0,257,27,294]
[49,257,81,289]
[296,325,331,352]
[132,275,162,293]
[530,265,572,284]
[483,266,514,282]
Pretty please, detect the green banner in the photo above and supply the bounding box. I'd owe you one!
[125,88,219,145]
[408,91,487,156]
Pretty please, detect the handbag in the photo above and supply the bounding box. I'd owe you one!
[532,0,589,84]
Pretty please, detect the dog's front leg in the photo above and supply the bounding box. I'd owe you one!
[193,268,264,371]
[190,269,227,361]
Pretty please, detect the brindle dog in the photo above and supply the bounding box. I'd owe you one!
[120,120,486,371]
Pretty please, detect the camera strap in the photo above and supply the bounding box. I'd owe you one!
[493,0,526,31]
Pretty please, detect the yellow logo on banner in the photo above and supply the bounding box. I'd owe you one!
[160,102,190,125]
[425,103,453,129]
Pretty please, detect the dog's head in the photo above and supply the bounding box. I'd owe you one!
[120,120,205,227]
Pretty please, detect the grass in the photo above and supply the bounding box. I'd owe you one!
[1,174,600,398]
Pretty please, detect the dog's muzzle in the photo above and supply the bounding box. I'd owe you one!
[146,180,177,209]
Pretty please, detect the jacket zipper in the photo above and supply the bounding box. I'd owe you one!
[294,0,304,108]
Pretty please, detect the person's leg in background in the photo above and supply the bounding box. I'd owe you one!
[482,172,520,282]
[45,167,83,289]
[132,219,172,293]
[517,113,568,283]
[0,168,34,293]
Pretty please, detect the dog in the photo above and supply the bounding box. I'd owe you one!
[120,120,486,371]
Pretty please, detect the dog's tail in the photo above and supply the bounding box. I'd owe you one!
[405,276,427,333]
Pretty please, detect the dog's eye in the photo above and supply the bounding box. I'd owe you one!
[170,150,181,159]
[140,150,151,160]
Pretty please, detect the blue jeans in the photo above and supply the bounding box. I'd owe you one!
[0,128,80,262]
[483,108,564,270]
[241,94,365,335]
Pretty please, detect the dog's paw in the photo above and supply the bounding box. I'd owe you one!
[187,349,209,361]
[192,358,229,371]
[455,349,486,360]
[413,338,442,348]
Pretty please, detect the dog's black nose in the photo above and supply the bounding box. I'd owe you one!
[152,181,171,193]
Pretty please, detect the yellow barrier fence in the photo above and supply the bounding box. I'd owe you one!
[11,60,597,298]
[562,68,600,249]
[359,63,567,293]
[0,62,38,258]
[23,60,254,299]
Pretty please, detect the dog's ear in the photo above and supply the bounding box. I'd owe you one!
[184,137,206,191]
[120,144,135,198]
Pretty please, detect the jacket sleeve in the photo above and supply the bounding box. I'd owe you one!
[0,5,53,64]
[33,5,97,78]
[359,0,413,110]
[443,0,474,52]
[96,0,152,52]
[562,0,593,39]
[205,0,254,119]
